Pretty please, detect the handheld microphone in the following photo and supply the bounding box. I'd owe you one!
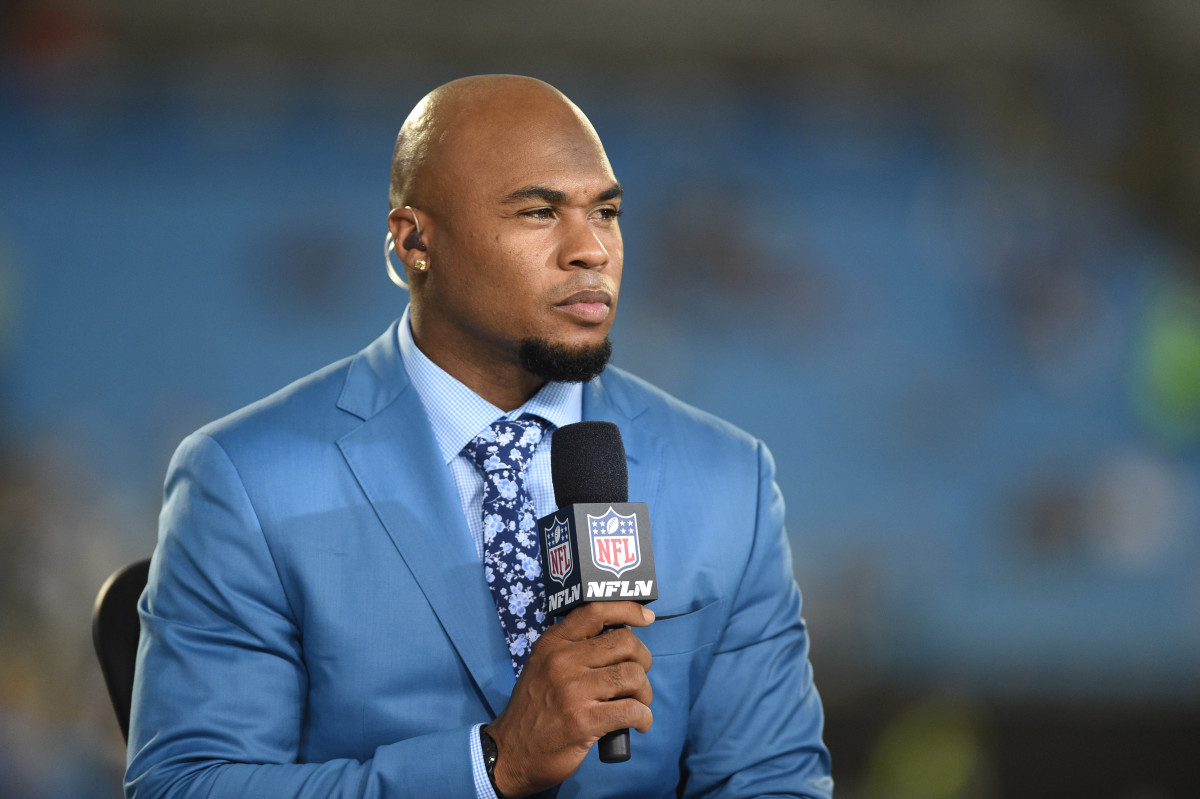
[538,422,657,764]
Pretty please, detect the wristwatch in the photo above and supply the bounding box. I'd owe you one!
[479,725,506,798]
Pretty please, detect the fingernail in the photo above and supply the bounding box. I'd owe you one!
[643,607,655,622]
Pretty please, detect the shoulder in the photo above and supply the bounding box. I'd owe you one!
[190,321,407,455]
[595,366,765,466]
[195,355,357,452]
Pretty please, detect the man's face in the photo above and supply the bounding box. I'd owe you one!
[411,97,623,387]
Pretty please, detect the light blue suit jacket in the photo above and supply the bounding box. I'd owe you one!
[126,320,832,798]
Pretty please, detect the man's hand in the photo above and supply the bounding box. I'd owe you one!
[486,601,655,797]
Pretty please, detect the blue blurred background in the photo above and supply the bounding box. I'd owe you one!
[2,1,1199,796]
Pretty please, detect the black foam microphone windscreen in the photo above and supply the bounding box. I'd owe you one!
[551,422,628,506]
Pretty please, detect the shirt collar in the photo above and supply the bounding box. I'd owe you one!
[397,305,582,464]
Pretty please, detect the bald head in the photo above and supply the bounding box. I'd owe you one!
[388,75,608,212]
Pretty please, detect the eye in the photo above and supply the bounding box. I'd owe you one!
[522,207,556,220]
[594,207,623,222]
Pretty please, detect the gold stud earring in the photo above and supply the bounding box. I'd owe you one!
[413,259,428,272]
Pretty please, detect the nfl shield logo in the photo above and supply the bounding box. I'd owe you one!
[587,507,641,578]
[544,516,574,585]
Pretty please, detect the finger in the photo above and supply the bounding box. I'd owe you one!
[528,631,650,695]
[579,627,653,672]
[575,659,653,706]
[589,696,654,736]
[550,601,654,642]
[605,661,653,706]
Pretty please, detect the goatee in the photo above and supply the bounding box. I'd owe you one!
[518,337,613,383]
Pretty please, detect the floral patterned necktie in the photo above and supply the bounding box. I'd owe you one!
[465,416,549,676]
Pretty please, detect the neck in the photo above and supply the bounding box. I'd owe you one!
[445,359,546,412]
[410,322,544,412]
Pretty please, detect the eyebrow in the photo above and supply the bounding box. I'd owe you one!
[502,183,624,205]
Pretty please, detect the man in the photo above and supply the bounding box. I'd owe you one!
[127,75,832,798]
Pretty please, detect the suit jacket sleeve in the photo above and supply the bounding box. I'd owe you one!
[679,440,833,799]
[125,432,478,798]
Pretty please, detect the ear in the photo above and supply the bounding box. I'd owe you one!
[387,206,428,265]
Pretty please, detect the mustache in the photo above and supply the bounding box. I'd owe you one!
[555,277,617,304]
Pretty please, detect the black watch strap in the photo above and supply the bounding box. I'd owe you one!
[479,726,506,798]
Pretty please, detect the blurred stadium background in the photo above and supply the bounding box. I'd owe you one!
[2,1,1199,796]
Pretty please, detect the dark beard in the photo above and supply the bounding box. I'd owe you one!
[518,337,613,383]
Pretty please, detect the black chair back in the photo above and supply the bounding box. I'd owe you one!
[92,557,151,742]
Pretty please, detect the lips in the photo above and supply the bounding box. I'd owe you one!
[555,289,613,324]
[559,289,611,306]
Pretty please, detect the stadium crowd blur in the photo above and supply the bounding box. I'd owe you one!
[2,1,1198,796]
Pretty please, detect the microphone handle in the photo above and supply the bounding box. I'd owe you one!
[598,728,631,763]
[597,624,632,763]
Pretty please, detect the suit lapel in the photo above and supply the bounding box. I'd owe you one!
[336,323,516,717]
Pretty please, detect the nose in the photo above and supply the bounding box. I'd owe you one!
[559,214,609,270]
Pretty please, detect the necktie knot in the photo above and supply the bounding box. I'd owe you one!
[467,416,546,475]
